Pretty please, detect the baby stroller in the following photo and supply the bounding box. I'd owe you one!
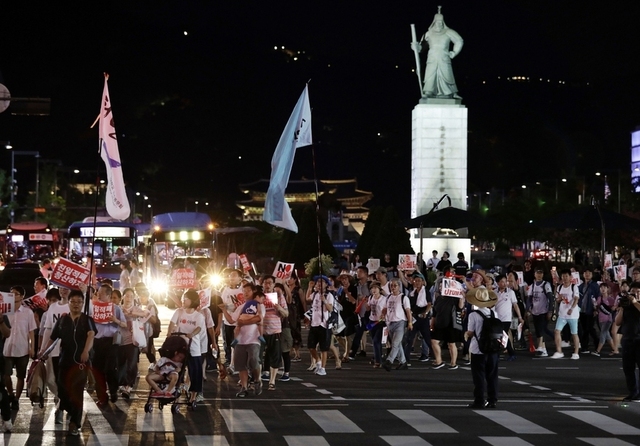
[144,333,193,414]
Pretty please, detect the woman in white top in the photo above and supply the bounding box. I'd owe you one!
[381,279,412,371]
[168,289,206,404]
[365,282,387,368]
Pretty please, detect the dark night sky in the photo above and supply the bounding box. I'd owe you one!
[1,2,640,219]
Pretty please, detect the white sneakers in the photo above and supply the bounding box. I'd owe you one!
[315,367,327,376]
[571,353,580,360]
[561,341,571,348]
[1,419,12,433]
[551,352,564,359]
[536,348,548,357]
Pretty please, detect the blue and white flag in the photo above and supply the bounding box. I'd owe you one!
[263,85,312,233]
[99,75,130,220]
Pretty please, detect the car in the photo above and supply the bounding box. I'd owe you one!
[533,248,554,260]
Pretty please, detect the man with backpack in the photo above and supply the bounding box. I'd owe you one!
[526,269,555,356]
[464,286,501,409]
[551,269,581,360]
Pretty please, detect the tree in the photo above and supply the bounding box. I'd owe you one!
[371,206,413,259]
[354,206,385,260]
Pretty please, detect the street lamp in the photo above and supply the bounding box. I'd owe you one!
[8,149,40,223]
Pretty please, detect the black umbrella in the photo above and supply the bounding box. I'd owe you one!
[535,206,640,230]
[405,206,495,229]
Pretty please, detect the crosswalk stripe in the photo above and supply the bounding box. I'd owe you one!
[86,434,130,445]
[42,407,87,432]
[84,393,118,434]
[304,409,363,433]
[577,437,639,446]
[560,410,640,435]
[284,436,330,446]
[475,410,555,434]
[185,435,230,446]
[479,437,535,446]
[218,409,268,433]
[2,434,30,446]
[136,408,175,432]
[388,410,457,433]
[380,435,432,445]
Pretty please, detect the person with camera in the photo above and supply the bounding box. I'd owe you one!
[614,282,640,402]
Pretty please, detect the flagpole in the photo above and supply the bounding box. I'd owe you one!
[85,137,102,314]
[310,139,323,283]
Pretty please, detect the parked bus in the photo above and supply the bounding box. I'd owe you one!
[67,217,138,287]
[4,221,55,263]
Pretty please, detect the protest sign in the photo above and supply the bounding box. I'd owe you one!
[604,254,612,270]
[516,271,524,287]
[398,254,416,271]
[170,268,197,289]
[0,292,15,315]
[273,261,295,280]
[92,301,114,324]
[441,278,465,298]
[22,289,48,312]
[367,258,380,275]
[198,288,211,308]
[614,264,627,281]
[50,258,90,290]
[239,254,252,272]
[571,271,581,285]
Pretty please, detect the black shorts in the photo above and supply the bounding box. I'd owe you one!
[308,326,330,352]
[431,326,463,344]
[4,355,29,379]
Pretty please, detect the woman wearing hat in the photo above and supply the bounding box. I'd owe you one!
[464,287,499,409]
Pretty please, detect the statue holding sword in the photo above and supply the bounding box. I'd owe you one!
[411,6,464,99]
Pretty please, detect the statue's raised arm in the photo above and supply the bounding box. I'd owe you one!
[415,6,463,100]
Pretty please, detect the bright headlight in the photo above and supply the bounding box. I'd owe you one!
[148,278,169,295]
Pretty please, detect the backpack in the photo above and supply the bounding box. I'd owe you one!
[474,309,507,354]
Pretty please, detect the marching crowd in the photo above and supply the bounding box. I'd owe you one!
[1,251,640,436]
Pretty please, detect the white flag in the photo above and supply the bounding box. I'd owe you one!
[263,85,312,233]
[99,76,130,220]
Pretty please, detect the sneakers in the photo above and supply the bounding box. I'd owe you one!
[315,367,327,376]
[396,362,408,370]
[357,350,367,357]
[68,421,78,436]
[561,341,571,348]
[551,352,564,359]
[536,350,549,357]
[448,364,459,370]
[261,372,270,381]
[580,350,590,355]
[432,362,446,370]
[591,351,601,357]
[419,355,430,362]
[254,381,263,396]
[55,409,63,424]
[571,353,580,360]
[622,394,640,402]
[1,419,12,433]
[462,358,472,366]
[382,360,392,372]
[279,373,291,382]
[236,388,248,398]
[226,364,236,376]
[195,393,205,402]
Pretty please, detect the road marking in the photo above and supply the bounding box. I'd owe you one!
[577,438,638,446]
[414,404,467,407]
[284,436,330,446]
[305,409,363,433]
[512,381,531,385]
[331,396,346,400]
[380,436,432,445]
[136,408,175,432]
[282,404,349,407]
[43,406,87,432]
[316,389,333,395]
[218,409,268,433]
[475,410,555,434]
[560,410,640,435]
[185,435,230,446]
[84,394,120,434]
[480,437,535,446]
[555,392,572,397]
[498,376,511,380]
[388,409,457,433]
[546,367,579,370]
[86,434,130,446]
[2,434,29,445]
[553,405,608,409]
[302,383,317,388]
[290,377,303,381]
[571,397,593,403]
[530,386,550,391]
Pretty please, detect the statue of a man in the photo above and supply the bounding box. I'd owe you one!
[412,6,464,99]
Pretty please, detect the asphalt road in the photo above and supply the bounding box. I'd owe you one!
[6,306,640,445]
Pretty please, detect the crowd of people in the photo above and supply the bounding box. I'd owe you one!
[1,251,640,436]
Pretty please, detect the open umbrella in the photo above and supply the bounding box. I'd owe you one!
[405,206,495,229]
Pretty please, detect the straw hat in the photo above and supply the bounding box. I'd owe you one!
[464,286,498,308]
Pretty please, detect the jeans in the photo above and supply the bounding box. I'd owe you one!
[386,321,406,364]
[403,317,431,361]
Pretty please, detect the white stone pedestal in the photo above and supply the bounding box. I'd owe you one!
[411,99,467,217]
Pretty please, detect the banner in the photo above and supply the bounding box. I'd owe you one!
[50,258,90,290]
[22,289,48,312]
[170,268,197,289]
[263,85,312,233]
[441,278,465,298]
[91,301,114,324]
[99,75,130,220]
[273,261,295,280]
[239,254,252,272]
[398,254,416,271]
[198,288,211,309]
[0,292,15,315]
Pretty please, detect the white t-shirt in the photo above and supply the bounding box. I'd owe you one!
[495,288,517,322]
[4,305,37,357]
[42,301,70,357]
[557,284,580,320]
[221,286,244,326]
[384,293,410,323]
[367,295,387,322]
[170,309,206,356]
[310,292,335,328]
[198,307,215,354]
[468,307,493,355]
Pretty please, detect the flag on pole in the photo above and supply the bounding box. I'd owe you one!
[604,175,611,202]
[263,85,312,233]
[99,75,130,221]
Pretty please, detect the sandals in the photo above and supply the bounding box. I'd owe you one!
[268,383,276,391]
[609,351,620,356]
[307,363,317,371]
[236,388,249,398]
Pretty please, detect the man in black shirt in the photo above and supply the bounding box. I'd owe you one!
[614,282,640,402]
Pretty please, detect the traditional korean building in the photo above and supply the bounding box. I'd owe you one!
[237,178,373,241]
